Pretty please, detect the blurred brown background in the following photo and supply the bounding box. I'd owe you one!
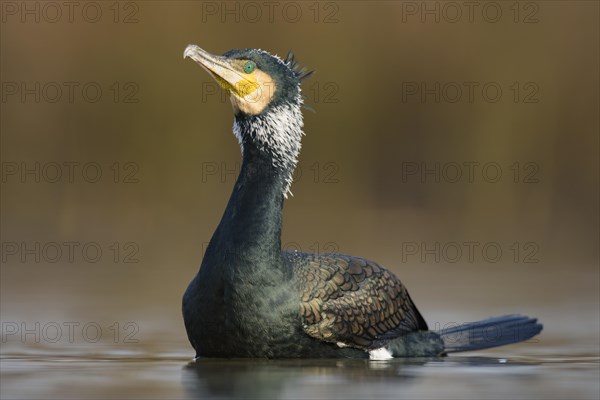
[1,1,598,353]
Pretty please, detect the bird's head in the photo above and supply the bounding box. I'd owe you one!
[184,45,310,117]
[184,45,313,195]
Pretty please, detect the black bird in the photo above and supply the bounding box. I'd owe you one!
[182,45,543,359]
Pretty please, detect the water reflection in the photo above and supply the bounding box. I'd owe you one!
[2,348,597,400]
[182,357,533,399]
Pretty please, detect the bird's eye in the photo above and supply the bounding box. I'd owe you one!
[243,61,256,74]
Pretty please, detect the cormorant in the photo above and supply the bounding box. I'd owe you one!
[182,45,543,359]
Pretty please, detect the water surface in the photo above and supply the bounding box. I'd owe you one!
[2,339,598,399]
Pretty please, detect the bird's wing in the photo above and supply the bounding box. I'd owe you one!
[288,252,428,350]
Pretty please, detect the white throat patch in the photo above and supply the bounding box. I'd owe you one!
[233,98,304,197]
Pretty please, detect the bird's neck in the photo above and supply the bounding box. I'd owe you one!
[216,146,287,261]
[207,105,303,269]
[233,103,304,196]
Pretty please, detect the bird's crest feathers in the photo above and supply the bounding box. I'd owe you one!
[285,51,315,82]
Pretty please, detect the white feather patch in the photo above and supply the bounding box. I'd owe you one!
[369,347,393,360]
[233,96,304,197]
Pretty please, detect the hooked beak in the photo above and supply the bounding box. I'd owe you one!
[184,44,255,97]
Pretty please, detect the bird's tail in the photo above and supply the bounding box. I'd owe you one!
[437,314,543,353]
